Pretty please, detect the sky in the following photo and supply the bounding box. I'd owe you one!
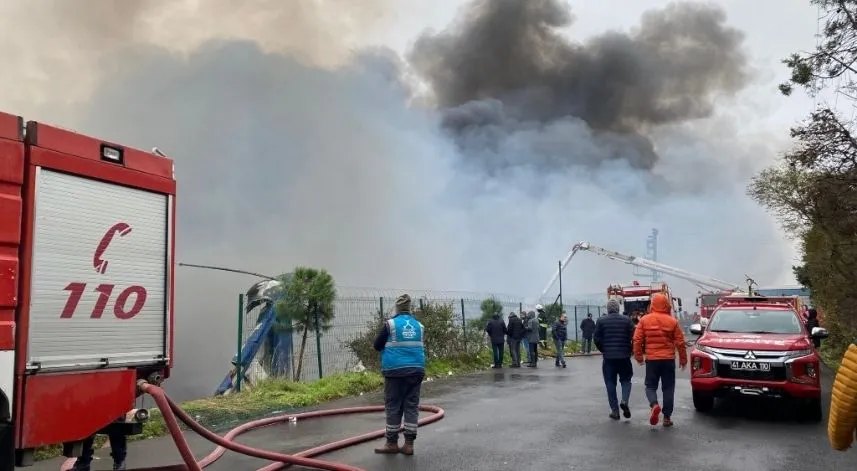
[0,0,829,399]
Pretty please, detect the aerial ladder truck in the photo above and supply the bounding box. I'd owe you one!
[539,241,744,322]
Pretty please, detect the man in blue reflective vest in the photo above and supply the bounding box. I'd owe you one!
[373,293,426,456]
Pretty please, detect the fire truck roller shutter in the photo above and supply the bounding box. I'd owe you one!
[26,168,169,371]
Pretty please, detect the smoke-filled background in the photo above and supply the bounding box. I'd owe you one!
[0,0,813,400]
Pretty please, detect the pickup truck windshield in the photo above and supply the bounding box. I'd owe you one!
[708,309,802,335]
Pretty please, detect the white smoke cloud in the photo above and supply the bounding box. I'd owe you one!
[0,0,796,400]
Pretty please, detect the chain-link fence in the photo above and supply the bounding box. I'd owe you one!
[233,291,606,388]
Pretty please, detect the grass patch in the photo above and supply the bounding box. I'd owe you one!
[538,339,590,358]
[820,342,844,371]
[34,353,491,462]
[426,350,492,377]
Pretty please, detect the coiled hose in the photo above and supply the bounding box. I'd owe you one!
[60,382,445,471]
[828,343,857,451]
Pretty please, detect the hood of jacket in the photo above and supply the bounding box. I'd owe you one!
[650,292,671,314]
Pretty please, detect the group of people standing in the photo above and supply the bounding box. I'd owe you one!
[485,310,542,368]
[484,305,600,369]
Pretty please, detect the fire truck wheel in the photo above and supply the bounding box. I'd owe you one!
[692,390,714,412]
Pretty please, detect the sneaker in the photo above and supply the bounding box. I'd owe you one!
[620,402,631,419]
[561,362,567,368]
[609,410,620,420]
[113,461,127,470]
[663,417,673,428]
[649,404,662,426]
[70,463,91,471]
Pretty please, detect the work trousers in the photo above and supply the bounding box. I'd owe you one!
[554,340,566,365]
[529,342,539,365]
[74,428,127,467]
[645,359,676,417]
[582,336,593,354]
[508,338,522,365]
[522,337,532,363]
[602,358,633,412]
[384,374,424,442]
[491,342,505,366]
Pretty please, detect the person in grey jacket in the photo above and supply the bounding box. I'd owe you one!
[525,311,540,368]
[520,311,532,365]
[593,298,636,420]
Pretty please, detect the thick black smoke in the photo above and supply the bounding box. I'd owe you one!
[409,0,748,170]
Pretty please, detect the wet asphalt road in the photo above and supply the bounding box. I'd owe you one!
[35,353,853,471]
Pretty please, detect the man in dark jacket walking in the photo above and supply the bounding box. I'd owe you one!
[485,313,507,368]
[594,299,635,421]
[506,311,526,367]
[552,313,569,368]
[580,313,596,355]
[373,294,426,455]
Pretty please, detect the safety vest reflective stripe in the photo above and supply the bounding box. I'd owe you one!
[385,341,424,348]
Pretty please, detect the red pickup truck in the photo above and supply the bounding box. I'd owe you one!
[688,295,828,421]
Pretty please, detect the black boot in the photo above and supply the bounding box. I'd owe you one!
[70,461,91,471]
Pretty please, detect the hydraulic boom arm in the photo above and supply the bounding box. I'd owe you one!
[539,241,743,300]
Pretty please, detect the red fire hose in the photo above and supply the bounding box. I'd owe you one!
[60,382,445,471]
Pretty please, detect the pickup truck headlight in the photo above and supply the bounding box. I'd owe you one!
[696,344,716,356]
[785,349,813,360]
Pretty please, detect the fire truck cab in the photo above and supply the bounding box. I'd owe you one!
[0,111,175,467]
[607,281,682,318]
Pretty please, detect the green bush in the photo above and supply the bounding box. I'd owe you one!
[346,301,485,371]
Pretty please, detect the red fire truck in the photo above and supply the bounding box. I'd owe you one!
[0,111,175,467]
[696,290,736,327]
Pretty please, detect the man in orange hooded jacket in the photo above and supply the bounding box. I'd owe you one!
[633,292,688,427]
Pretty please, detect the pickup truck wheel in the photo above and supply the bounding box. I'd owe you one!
[803,398,823,422]
[692,391,714,412]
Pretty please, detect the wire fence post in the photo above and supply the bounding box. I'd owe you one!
[379,296,384,322]
[313,302,323,379]
[598,306,603,317]
[519,302,523,312]
[236,293,244,393]
[460,298,466,352]
[574,305,579,342]
[419,298,425,311]
[557,260,563,308]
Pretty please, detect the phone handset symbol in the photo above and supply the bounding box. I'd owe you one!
[93,222,132,274]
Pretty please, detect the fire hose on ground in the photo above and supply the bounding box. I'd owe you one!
[60,382,445,471]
